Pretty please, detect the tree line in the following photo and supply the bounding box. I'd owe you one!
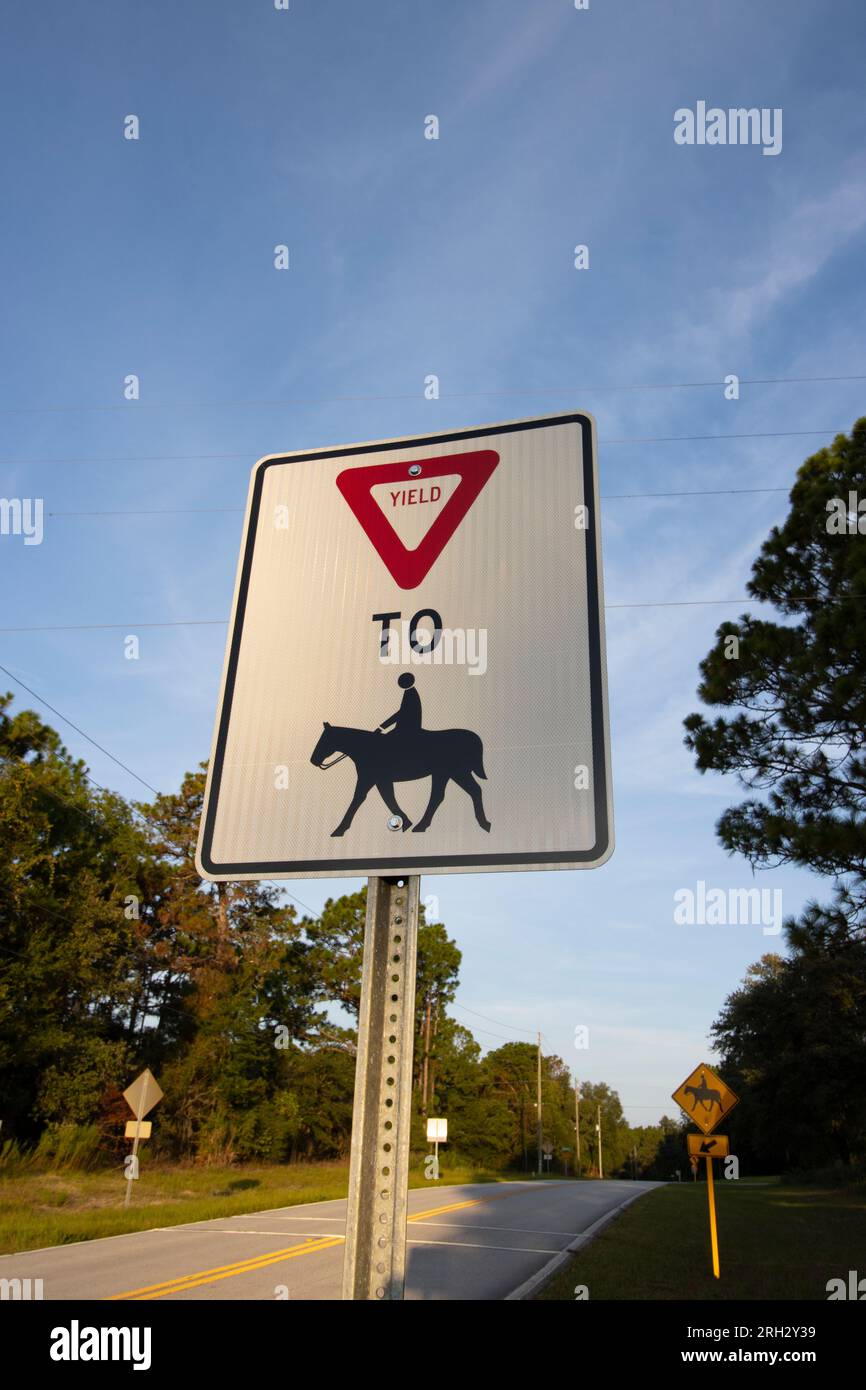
[0,703,675,1174]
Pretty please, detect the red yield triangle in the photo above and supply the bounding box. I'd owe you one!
[336,448,499,589]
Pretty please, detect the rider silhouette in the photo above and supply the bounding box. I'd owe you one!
[379,673,422,737]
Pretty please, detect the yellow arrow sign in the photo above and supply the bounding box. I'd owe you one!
[687,1133,730,1158]
[672,1062,738,1135]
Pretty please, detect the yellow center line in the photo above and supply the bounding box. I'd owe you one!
[107,1236,343,1301]
[409,1196,487,1222]
[109,1188,512,1300]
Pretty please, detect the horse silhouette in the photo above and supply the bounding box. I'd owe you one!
[310,720,490,837]
[683,1074,723,1113]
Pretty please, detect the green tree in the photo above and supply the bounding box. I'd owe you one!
[712,927,866,1168]
[684,419,866,931]
[0,695,147,1139]
[137,768,320,1161]
[576,1081,630,1177]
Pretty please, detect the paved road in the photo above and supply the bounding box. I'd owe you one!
[1,1180,659,1301]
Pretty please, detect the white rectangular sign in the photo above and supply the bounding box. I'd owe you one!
[197,413,612,879]
[124,1120,152,1140]
[427,1118,448,1143]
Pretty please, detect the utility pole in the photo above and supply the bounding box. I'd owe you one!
[536,1032,543,1176]
[574,1078,581,1175]
[420,997,431,1115]
[596,1104,603,1180]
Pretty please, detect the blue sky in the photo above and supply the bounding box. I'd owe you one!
[2,0,865,1125]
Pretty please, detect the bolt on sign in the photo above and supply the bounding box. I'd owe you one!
[687,1133,730,1158]
[196,414,612,880]
[672,1063,739,1135]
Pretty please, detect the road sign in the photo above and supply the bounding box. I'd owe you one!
[672,1063,739,1135]
[687,1133,730,1158]
[543,1145,553,1159]
[196,413,612,880]
[123,1069,163,1121]
[426,1118,447,1142]
[124,1120,152,1140]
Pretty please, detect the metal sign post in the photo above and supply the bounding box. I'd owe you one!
[124,1071,148,1209]
[194,414,615,1297]
[121,1067,162,1208]
[342,875,420,1300]
[705,1153,720,1278]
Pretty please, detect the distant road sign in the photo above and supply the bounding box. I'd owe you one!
[123,1069,163,1121]
[672,1063,739,1135]
[196,414,612,880]
[427,1118,447,1143]
[687,1133,730,1158]
[124,1120,152,1140]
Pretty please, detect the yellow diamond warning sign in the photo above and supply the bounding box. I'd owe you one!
[672,1063,739,1135]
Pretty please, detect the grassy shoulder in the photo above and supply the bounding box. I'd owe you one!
[536,1178,866,1300]
[0,1159,517,1256]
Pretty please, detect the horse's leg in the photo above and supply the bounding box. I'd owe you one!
[331,774,374,836]
[413,773,448,832]
[376,780,412,832]
[452,770,491,832]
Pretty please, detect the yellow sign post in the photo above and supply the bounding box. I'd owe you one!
[705,1153,720,1278]
[673,1064,739,1280]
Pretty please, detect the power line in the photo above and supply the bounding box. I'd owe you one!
[2,427,848,470]
[50,508,243,517]
[46,484,793,519]
[460,1021,535,1043]
[0,620,227,633]
[0,663,158,793]
[602,486,788,500]
[4,591,865,635]
[0,374,862,415]
[452,1001,538,1036]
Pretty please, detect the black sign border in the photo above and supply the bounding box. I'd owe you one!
[199,413,611,876]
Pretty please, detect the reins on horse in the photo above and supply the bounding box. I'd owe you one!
[317,752,350,769]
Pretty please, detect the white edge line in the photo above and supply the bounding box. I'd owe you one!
[504,1186,657,1301]
[408,1238,559,1254]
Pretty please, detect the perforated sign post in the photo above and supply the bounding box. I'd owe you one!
[196,413,612,1299]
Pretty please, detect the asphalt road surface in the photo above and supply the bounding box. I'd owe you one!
[2,1180,660,1301]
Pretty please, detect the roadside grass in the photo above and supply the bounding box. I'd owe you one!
[536,1179,866,1300]
[0,1160,520,1255]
